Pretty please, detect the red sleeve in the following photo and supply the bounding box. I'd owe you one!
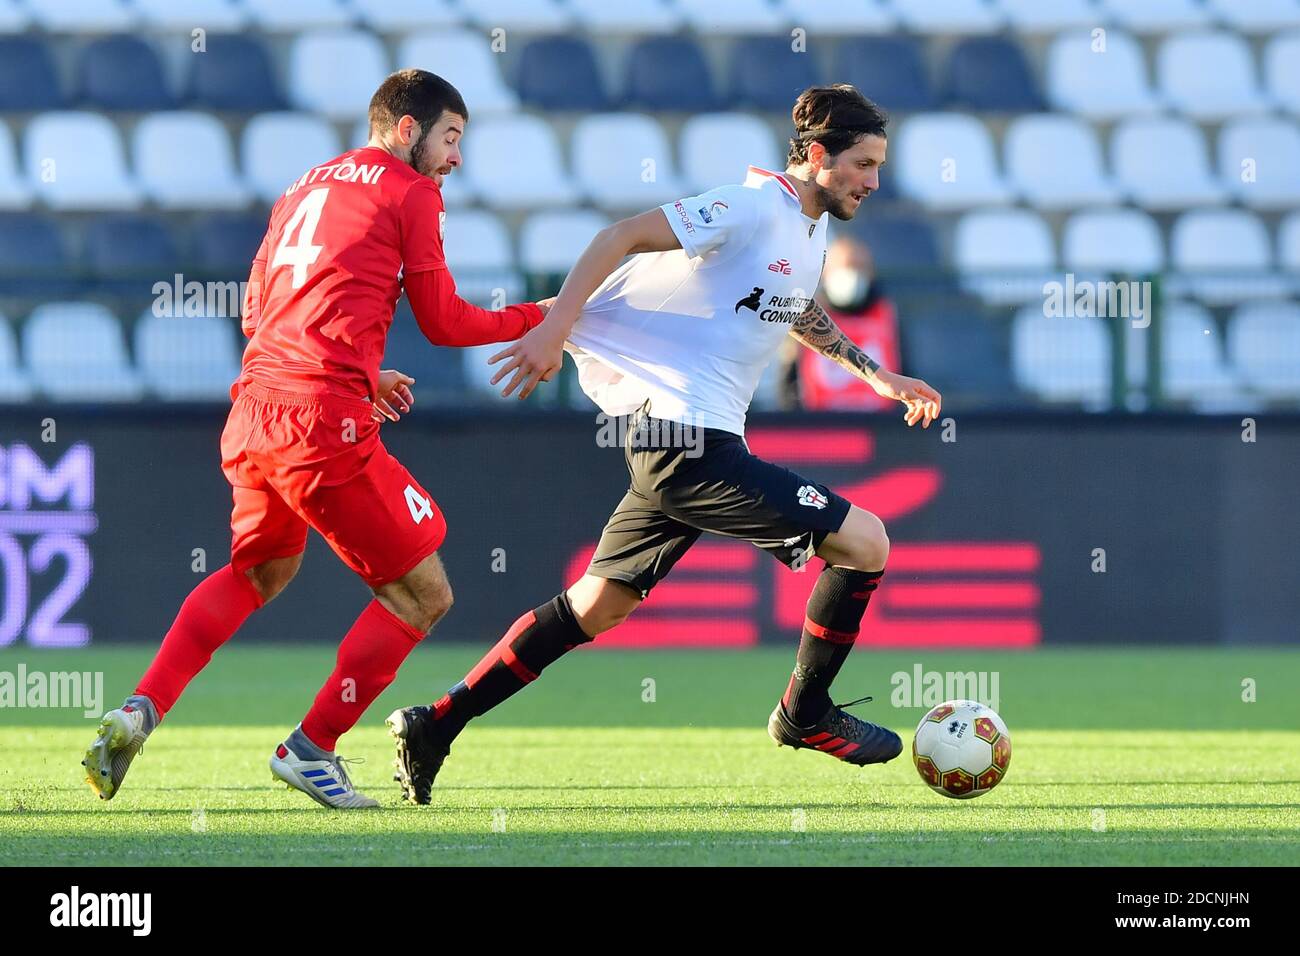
[404,269,544,347]
[399,178,447,274]
[241,233,270,338]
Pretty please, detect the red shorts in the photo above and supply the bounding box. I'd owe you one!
[220,382,446,588]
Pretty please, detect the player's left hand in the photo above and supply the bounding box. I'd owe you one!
[373,369,415,422]
[870,369,942,428]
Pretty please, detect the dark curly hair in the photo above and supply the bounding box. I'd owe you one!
[787,84,888,165]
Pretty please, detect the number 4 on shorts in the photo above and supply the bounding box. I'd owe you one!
[404,484,434,524]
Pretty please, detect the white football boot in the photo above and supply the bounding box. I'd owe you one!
[83,705,151,801]
[270,740,379,809]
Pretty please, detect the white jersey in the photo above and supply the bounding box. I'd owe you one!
[565,166,829,436]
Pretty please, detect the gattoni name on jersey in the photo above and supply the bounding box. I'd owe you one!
[284,161,388,197]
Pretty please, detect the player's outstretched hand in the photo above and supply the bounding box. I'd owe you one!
[870,369,942,428]
[488,321,566,400]
[373,369,415,422]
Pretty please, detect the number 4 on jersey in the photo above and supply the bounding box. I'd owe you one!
[404,484,434,524]
[272,187,329,288]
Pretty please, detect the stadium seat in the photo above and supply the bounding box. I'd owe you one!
[728,37,823,112]
[894,113,1012,209]
[0,314,34,402]
[571,113,685,207]
[1062,208,1164,275]
[0,1,28,31]
[289,30,390,120]
[519,210,611,275]
[245,0,353,31]
[192,212,266,277]
[1264,32,1300,115]
[1279,212,1300,280]
[892,0,1004,34]
[622,37,718,112]
[1169,209,1288,304]
[1047,30,1163,119]
[1227,301,1300,399]
[954,208,1056,305]
[135,311,242,400]
[1157,302,1246,407]
[77,35,175,110]
[0,122,32,209]
[1110,118,1226,210]
[1218,118,1300,210]
[22,302,144,401]
[383,301,470,402]
[943,36,1045,112]
[397,31,519,115]
[351,0,460,31]
[241,113,342,204]
[834,37,935,113]
[26,0,134,31]
[848,214,943,278]
[0,37,66,110]
[1004,114,1119,209]
[1097,0,1210,32]
[565,0,682,32]
[25,112,141,209]
[775,0,894,32]
[679,113,782,194]
[462,0,572,31]
[134,0,247,31]
[443,210,523,305]
[903,306,1017,404]
[516,36,609,111]
[1157,31,1271,120]
[186,34,283,111]
[1011,306,1111,406]
[997,0,1098,32]
[133,112,250,209]
[82,214,180,281]
[678,0,786,34]
[0,214,68,279]
[1206,0,1300,33]
[460,115,577,209]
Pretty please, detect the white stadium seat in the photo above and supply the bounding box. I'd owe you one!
[1228,301,1300,399]
[351,0,461,31]
[241,113,342,204]
[23,303,143,401]
[26,0,134,31]
[679,113,782,195]
[397,30,519,115]
[134,312,241,400]
[133,112,250,209]
[519,210,611,275]
[462,0,572,32]
[678,0,787,34]
[1279,213,1300,279]
[1062,209,1164,274]
[443,209,523,305]
[289,30,390,120]
[0,1,30,31]
[997,0,1098,33]
[461,115,577,209]
[1218,118,1300,210]
[1206,0,1300,33]
[1158,302,1246,408]
[1047,30,1163,119]
[25,112,141,210]
[0,121,32,209]
[895,113,1013,209]
[1264,32,1300,115]
[1157,31,1271,120]
[1004,114,1119,210]
[245,0,353,31]
[1169,209,1288,304]
[954,208,1057,305]
[1111,118,1226,210]
[891,0,1004,34]
[776,0,894,33]
[0,316,33,402]
[571,113,685,208]
[568,0,684,33]
[1097,0,1209,33]
[1012,306,1111,406]
[133,0,247,31]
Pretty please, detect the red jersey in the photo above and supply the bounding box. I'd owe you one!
[239,146,539,402]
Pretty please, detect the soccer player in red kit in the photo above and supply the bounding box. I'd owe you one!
[82,70,548,808]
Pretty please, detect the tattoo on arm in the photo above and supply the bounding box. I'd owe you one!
[789,299,881,380]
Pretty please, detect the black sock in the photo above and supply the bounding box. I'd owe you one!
[783,566,883,725]
[433,592,592,738]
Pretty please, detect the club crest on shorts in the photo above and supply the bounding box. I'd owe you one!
[797,484,828,509]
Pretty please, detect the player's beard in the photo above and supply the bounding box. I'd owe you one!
[409,125,435,177]
[815,179,861,222]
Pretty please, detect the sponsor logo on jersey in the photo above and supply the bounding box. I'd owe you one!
[797,485,828,510]
[673,200,695,235]
[757,292,814,324]
[767,258,792,275]
[734,286,764,313]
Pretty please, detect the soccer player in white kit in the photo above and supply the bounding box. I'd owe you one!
[388,85,942,803]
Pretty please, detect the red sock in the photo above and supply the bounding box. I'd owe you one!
[135,564,264,717]
[301,600,425,752]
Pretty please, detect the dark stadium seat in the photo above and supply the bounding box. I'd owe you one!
[0,37,66,110]
[78,36,175,111]
[902,305,1019,405]
[834,37,935,113]
[82,215,180,280]
[516,36,609,111]
[0,213,77,295]
[383,301,469,402]
[186,34,283,111]
[943,37,1045,112]
[728,37,823,112]
[192,213,267,277]
[622,37,717,112]
[848,213,953,297]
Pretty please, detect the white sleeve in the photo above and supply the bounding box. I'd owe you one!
[659,184,763,261]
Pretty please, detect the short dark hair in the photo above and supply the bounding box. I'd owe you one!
[368,69,467,138]
[787,84,888,165]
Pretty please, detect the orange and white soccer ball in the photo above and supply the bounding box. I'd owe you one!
[912,700,1011,799]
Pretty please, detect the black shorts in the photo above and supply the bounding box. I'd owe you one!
[586,409,852,598]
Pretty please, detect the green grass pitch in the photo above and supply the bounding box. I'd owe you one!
[2,645,1298,866]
